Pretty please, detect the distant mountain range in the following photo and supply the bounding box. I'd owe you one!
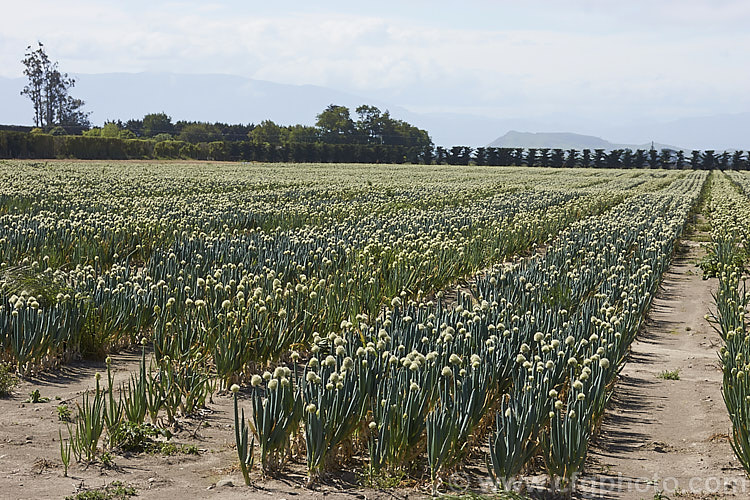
[488,131,682,151]
[2,72,749,150]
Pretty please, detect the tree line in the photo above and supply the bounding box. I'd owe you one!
[437,146,750,170]
[2,130,749,170]
[80,106,432,150]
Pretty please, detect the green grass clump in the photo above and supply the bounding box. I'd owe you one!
[0,363,19,396]
[657,369,680,380]
[25,388,49,403]
[64,481,137,500]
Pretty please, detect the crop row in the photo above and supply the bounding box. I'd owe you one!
[234,171,706,492]
[705,171,750,476]
[0,164,682,375]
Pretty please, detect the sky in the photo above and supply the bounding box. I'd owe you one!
[3,0,750,137]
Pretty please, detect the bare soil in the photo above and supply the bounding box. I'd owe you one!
[0,351,416,500]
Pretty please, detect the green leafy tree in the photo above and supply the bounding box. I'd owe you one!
[564,149,578,167]
[621,149,634,168]
[717,151,730,170]
[316,104,355,144]
[125,119,144,135]
[142,113,174,137]
[659,149,673,169]
[435,146,447,164]
[248,120,287,145]
[606,149,623,168]
[675,150,686,169]
[288,125,319,144]
[647,148,660,169]
[702,150,716,170]
[731,151,746,170]
[690,150,701,169]
[20,42,89,128]
[550,149,565,167]
[526,148,538,167]
[152,133,173,142]
[177,123,222,143]
[538,148,551,167]
[633,149,647,169]
[21,43,47,127]
[474,147,487,166]
[580,149,592,168]
[101,122,121,138]
[593,149,606,168]
[355,105,383,144]
[511,148,524,166]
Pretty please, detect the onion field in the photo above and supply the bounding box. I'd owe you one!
[3,161,745,497]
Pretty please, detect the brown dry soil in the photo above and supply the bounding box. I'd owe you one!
[0,350,416,500]
[1,235,748,500]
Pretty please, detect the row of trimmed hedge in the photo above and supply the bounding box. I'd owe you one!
[3,130,748,170]
[0,131,432,163]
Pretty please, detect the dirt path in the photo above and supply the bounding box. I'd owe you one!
[578,240,749,499]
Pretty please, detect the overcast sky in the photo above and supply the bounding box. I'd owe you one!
[3,0,750,126]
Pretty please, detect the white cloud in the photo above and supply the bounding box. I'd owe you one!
[2,0,749,123]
